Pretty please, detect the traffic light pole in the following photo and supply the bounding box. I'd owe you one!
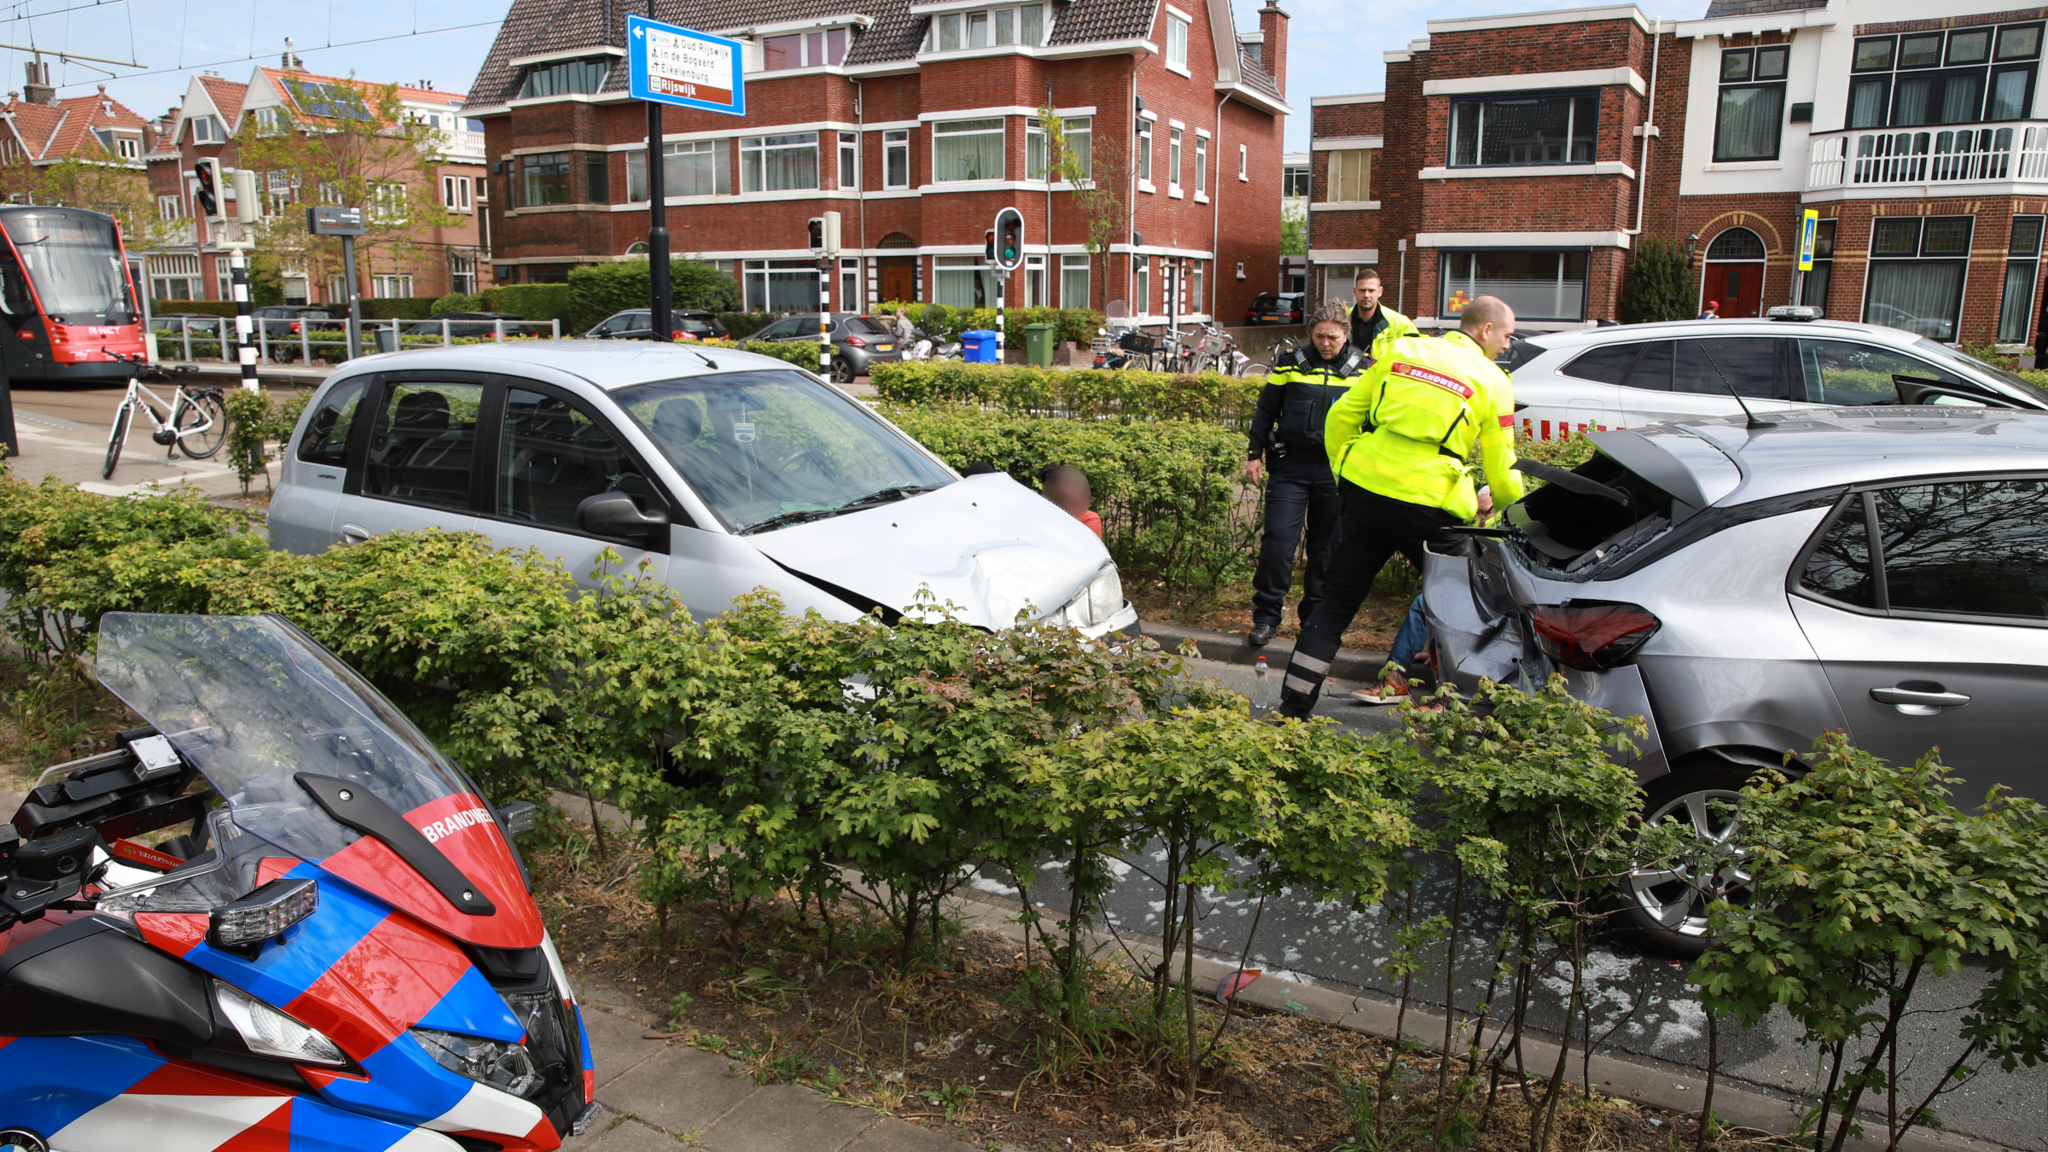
[819,258,832,379]
[228,247,257,393]
[995,270,1007,362]
[647,101,671,341]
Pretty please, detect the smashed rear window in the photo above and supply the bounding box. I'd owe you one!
[1505,454,1674,577]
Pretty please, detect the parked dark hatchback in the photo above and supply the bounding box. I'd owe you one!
[584,309,730,342]
[1245,292,1305,325]
[751,312,900,382]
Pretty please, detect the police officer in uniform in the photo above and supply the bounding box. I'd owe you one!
[1244,302,1365,646]
[1276,295,1525,718]
[1347,268,1418,364]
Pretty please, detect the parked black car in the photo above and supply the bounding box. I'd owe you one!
[583,309,730,342]
[250,305,345,362]
[750,312,900,382]
[1244,292,1305,325]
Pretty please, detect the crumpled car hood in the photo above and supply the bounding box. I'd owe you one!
[746,473,1109,627]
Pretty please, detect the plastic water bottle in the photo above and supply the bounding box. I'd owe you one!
[1253,656,1271,712]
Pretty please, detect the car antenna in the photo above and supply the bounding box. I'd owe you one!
[1695,343,1776,430]
[695,351,720,370]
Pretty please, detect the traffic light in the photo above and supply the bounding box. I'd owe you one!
[192,159,222,218]
[984,229,996,262]
[806,212,842,256]
[993,207,1024,272]
[231,169,259,224]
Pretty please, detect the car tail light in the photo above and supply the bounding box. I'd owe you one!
[1530,601,1660,671]
[844,335,866,347]
[290,322,301,333]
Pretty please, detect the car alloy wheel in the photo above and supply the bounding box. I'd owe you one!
[1611,760,1760,959]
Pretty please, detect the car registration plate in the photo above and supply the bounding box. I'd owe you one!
[877,344,893,351]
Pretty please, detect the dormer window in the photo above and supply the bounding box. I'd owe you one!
[519,57,610,98]
[925,4,1047,52]
[189,116,225,144]
[763,27,850,71]
[254,107,288,134]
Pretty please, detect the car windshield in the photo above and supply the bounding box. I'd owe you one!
[1912,338,2048,407]
[0,209,133,320]
[94,612,473,865]
[614,369,954,533]
[677,317,713,335]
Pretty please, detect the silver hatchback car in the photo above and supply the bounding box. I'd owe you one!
[1424,406,2048,955]
[269,342,1137,637]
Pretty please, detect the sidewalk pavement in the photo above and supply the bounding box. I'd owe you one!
[1139,617,1391,682]
[5,388,264,498]
[562,974,985,1152]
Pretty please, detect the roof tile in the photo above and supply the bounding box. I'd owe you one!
[2,90,148,162]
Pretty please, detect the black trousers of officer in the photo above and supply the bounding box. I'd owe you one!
[1250,452,1339,629]
[1278,482,1462,717]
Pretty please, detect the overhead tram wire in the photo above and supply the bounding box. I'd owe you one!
[42,17,503,88]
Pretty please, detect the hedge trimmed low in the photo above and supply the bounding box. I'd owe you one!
[870,361,1263,424]
[873,302,1103,347]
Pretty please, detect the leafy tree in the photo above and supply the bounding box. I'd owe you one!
[1037,101,1123,313]
[1281,203,1307,256]
[0,154,181,254]
[1621,237,1693,323]
[232,77,458,303]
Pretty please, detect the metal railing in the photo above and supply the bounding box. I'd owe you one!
[144,315,563,367]
[1808,122,2048,188]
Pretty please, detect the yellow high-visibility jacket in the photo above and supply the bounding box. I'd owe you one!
[1324,329,1524,520]
[1346,302,1419,363]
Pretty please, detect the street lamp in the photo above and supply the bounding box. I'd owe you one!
[1685,232,1701,267]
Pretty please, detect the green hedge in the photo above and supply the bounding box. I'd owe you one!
[717,311,790,339]
[870,361,1263,424]
[481,284,579,325]
[881,404,1251,593]
[875,302,1103,347]
[148,300,237,318]
[360,298,437,321]
[566,260,743,332]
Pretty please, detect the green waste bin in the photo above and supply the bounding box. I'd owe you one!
[1024,322,1055,368]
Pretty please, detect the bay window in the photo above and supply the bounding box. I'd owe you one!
[1026,116,1091,180]
[1449,91,1596,166]
[1862,216,1972,341]
[933,118,1004,182]
[522,152,571,205]
[1440,250,1589,321]
[625,140,733,200]
[741,133,819,192]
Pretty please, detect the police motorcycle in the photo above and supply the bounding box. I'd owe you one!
[0,613,598,1152]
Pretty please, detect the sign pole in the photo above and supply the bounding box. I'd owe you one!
[342,235,361,359]
[649,100,671,341]
[819,258,832,376]
[229,247,258,392]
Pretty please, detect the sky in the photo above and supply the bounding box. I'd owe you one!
[4,0,1707,149]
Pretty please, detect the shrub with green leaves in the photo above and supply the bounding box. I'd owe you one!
[870,361,1263,423]
[566,259,743,331]
[882,403,1252,594]
[873,303,1103,347]
[1694,733,2048,1152]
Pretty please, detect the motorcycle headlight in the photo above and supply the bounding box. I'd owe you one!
[412,1027,542,1097]
[214,981,348,1066]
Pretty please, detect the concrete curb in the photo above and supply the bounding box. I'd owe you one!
[1139,617,1390,682]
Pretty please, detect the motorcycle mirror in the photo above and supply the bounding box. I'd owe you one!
[208,877,319,950]
[496,801,539,838]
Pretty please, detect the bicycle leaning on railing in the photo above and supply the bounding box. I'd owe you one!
[99,350,228,479]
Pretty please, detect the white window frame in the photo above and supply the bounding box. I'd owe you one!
[189,116,224,144]
[442,174,473,211]
[1024,253,1047,306]
[215,256,233,302]
[1061,252,1090,308]
[1134,256,1150,316]
[1137,116,1155,190]
[740,133,820,193]
[838,131,859,189]
[840,256,861,311]
[1326,149,1371,204]
[1169,127,1183,196]
[449,249,478,295]
[369,181,409,224]
[931,117,1005,183]
[371,274,414,299]
[1190,260,1205,316]
[157,193,184,221]
[1194,134,1208,197]
[117,137,139,159]
[883,129,910,188]
[1025,116,1092,181]
[1238,143,1248,181]
[1165,12,1191,76]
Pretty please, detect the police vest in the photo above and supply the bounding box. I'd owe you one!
[1271,347,1366,447]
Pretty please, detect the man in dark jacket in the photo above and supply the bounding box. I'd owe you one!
[1243,301,1366,646]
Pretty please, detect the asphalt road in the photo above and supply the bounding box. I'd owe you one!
[1037,655,2048,1151]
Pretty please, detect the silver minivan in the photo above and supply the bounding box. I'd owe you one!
[269,342,1137,636]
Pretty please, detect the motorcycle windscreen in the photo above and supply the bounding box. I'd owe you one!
[95,613,541,949]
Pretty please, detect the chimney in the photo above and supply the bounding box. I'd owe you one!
[22,61,53,105]
[282,37,305,71]
[1258,1,1289,94]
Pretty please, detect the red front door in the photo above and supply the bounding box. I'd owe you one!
[1704,262,1765,318]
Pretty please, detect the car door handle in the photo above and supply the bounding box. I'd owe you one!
[1871,685,1971,713]
[340,523,370,545]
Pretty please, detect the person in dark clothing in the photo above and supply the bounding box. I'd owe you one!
[1243,301,1366,646]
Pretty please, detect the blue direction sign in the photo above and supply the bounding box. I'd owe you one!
[628,15,746,117]
[1797,209,1819,272]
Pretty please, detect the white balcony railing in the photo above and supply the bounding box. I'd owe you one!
[1809,122,2048,189]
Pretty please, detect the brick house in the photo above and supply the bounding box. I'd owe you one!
[464,0,1292,324]
[140,62,488,305]
[0,73,152,170]
[1308,0,2048,351]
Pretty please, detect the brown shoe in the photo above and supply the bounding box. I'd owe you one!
[1351,679,1410,706]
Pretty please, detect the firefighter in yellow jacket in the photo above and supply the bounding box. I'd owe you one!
[1276,295,1525,718]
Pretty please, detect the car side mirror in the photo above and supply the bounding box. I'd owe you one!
[576,491,669,541]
